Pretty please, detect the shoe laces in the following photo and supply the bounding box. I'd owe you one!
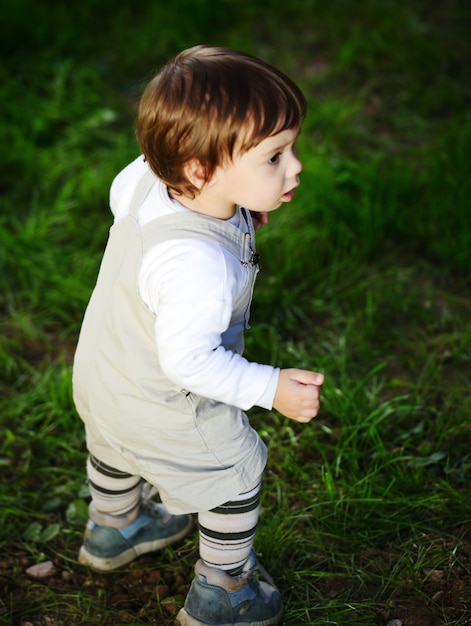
[141,481,160,504]
[251,553,277,589]
[239,550,277,592]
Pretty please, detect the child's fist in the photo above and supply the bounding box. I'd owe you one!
[273,369,324,422]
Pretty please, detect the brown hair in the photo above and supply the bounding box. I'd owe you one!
[136,45,307,198]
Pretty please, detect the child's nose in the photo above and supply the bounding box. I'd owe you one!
[288,152,302,177]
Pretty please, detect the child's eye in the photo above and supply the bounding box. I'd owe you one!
[268,152,281,165]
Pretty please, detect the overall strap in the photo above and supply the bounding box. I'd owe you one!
[127,169,258,265]
[141,212,257,265]
[128,169,156,219]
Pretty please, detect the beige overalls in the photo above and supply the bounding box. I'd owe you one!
[72,172,268,514]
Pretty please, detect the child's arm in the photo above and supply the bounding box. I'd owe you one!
[142,240,278,410]
[141,241,322,416]
[273,369,324,422]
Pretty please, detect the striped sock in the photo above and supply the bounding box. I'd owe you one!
[86,455,142,527]
[198,479,261,576]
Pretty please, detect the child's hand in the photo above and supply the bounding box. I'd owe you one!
[273,369,324,423]
[250,211,269,230]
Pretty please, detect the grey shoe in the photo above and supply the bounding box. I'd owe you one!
[78,501,192,571]
[175,554,283,626]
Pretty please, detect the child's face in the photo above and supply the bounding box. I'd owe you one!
[211,127,302,215]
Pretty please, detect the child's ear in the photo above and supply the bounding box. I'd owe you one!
[184,159,212,190]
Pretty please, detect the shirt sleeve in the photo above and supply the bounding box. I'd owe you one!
[139,239,279,410]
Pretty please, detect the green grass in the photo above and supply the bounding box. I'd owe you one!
[1,0,471,624]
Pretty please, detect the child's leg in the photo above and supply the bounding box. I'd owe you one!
[198,479,260,575]
[78,454,192,571]
[86,454,142,527]
[177,477,283,626]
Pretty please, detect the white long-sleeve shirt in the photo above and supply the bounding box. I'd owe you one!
[110,156,279,411]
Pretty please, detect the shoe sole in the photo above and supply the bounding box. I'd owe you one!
[174,606,284,626]
[78,516,192,572]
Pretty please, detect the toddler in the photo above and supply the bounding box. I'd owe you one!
[73,45,324,626]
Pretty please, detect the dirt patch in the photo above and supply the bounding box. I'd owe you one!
[1,544,196,625]
[2,531,471,625]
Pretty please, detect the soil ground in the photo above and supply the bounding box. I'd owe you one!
[2,526,471,625]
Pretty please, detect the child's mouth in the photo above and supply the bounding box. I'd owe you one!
[282,189,295,202]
